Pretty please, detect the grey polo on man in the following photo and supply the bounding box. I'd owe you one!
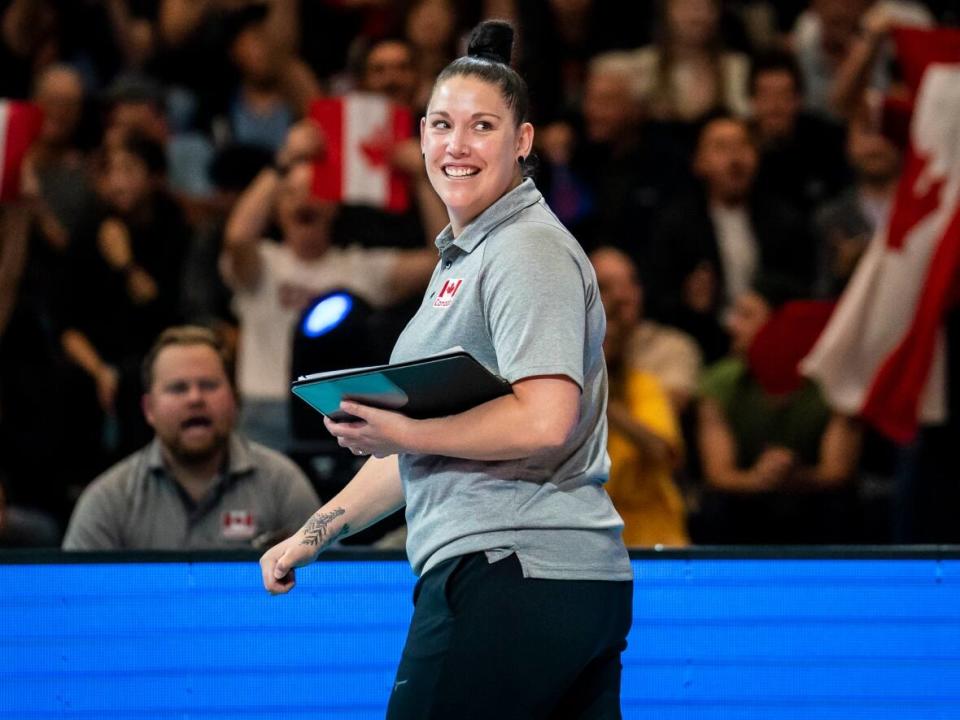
[390,179,632,581]
[62,434,320,550]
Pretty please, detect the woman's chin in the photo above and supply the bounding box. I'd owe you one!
[440,195,480,221]
[438,184,479,205]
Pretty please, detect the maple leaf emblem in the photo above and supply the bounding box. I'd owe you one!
[359,122,393,167]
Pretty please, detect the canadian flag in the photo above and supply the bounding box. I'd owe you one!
[0,100,43,203]
[309,93,412,212]
[221,510,257,539]
[801,28,960,444]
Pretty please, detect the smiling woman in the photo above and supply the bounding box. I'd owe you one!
[259,20,634,720]
[421,70,533,235]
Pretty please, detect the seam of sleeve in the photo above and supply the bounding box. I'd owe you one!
[504,363,584,389]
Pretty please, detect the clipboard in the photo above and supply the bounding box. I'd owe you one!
[290,349,512,422]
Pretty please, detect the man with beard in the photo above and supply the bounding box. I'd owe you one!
[644,114,815,363]
[62,326,319,551]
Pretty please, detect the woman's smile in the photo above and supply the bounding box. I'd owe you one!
[442,164,481,178]
[421,75,533,234]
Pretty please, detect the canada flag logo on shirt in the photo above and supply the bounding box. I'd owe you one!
[433,278,463,308]
[221,510,257,540]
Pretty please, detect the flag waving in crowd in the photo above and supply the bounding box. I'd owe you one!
[0,100,43,203]
[801,28,960,444]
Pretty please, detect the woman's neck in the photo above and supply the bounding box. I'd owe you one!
[449,174,524,238]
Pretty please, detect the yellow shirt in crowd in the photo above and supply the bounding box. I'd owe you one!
[606,369,689,548]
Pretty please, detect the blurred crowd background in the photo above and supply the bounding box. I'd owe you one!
[1,0,959,551]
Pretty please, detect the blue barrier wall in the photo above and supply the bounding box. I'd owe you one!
[1,550,959,719]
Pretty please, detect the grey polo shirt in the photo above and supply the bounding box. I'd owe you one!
[391,179,632,581]
[62,434,320,550]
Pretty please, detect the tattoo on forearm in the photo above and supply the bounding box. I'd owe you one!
[300,507,347,548]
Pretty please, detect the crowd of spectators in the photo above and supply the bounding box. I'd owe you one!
[0,0,957,551]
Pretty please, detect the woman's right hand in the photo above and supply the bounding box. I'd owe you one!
[261,506,350,594]
[260,528,326,595]
[260,530,316,595]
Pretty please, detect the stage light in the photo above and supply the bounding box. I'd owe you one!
[290,290,374,443]
[301,292,354,338]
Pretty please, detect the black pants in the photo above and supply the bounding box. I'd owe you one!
[386,552,633,720]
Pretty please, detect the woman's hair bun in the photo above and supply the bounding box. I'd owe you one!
[467,20,514,65]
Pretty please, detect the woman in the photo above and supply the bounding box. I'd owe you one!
[634,0,750,123]
[260,20,634,719]
[403,0,460,111]
[60,132,189,460]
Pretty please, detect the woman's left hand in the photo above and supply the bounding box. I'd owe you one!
[323,401,416,458]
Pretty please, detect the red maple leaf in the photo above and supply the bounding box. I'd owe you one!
[886,149,945,251]
[359,123,392,167]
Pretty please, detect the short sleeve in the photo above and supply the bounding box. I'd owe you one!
[626,326,703,398]
[698,358,745,410]
[62,477,125,550]
[479,224,588,387]
[626,370,682,452]
[653,334,702,398]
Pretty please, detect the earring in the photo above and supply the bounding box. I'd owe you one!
[518,156,526,166]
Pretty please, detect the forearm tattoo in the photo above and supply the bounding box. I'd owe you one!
[300,507,348,548]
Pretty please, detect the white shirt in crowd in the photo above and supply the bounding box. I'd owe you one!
[226,241,400,400]
[710,202,758,306]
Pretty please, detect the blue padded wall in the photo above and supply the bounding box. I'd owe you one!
[1,554,958,719]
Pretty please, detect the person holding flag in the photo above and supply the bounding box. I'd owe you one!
[0,97,42,387]
[221,120,435,453]
[801,24,960,540]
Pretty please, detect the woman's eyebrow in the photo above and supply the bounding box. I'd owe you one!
[427,110,502,120]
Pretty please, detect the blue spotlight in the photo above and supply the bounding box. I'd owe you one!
[301,292,353,338]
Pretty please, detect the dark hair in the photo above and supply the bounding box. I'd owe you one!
[142,325,235,391]
[694,109,756,151]
[102,72,166,114]
[209,143,273,192]
[115,131,168,177]
[223,2,270,45]
[749,50,805,97]
[652,0,725,117]
[433,20,530,126]
[751,272,809,310]
[352,35,415,81]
